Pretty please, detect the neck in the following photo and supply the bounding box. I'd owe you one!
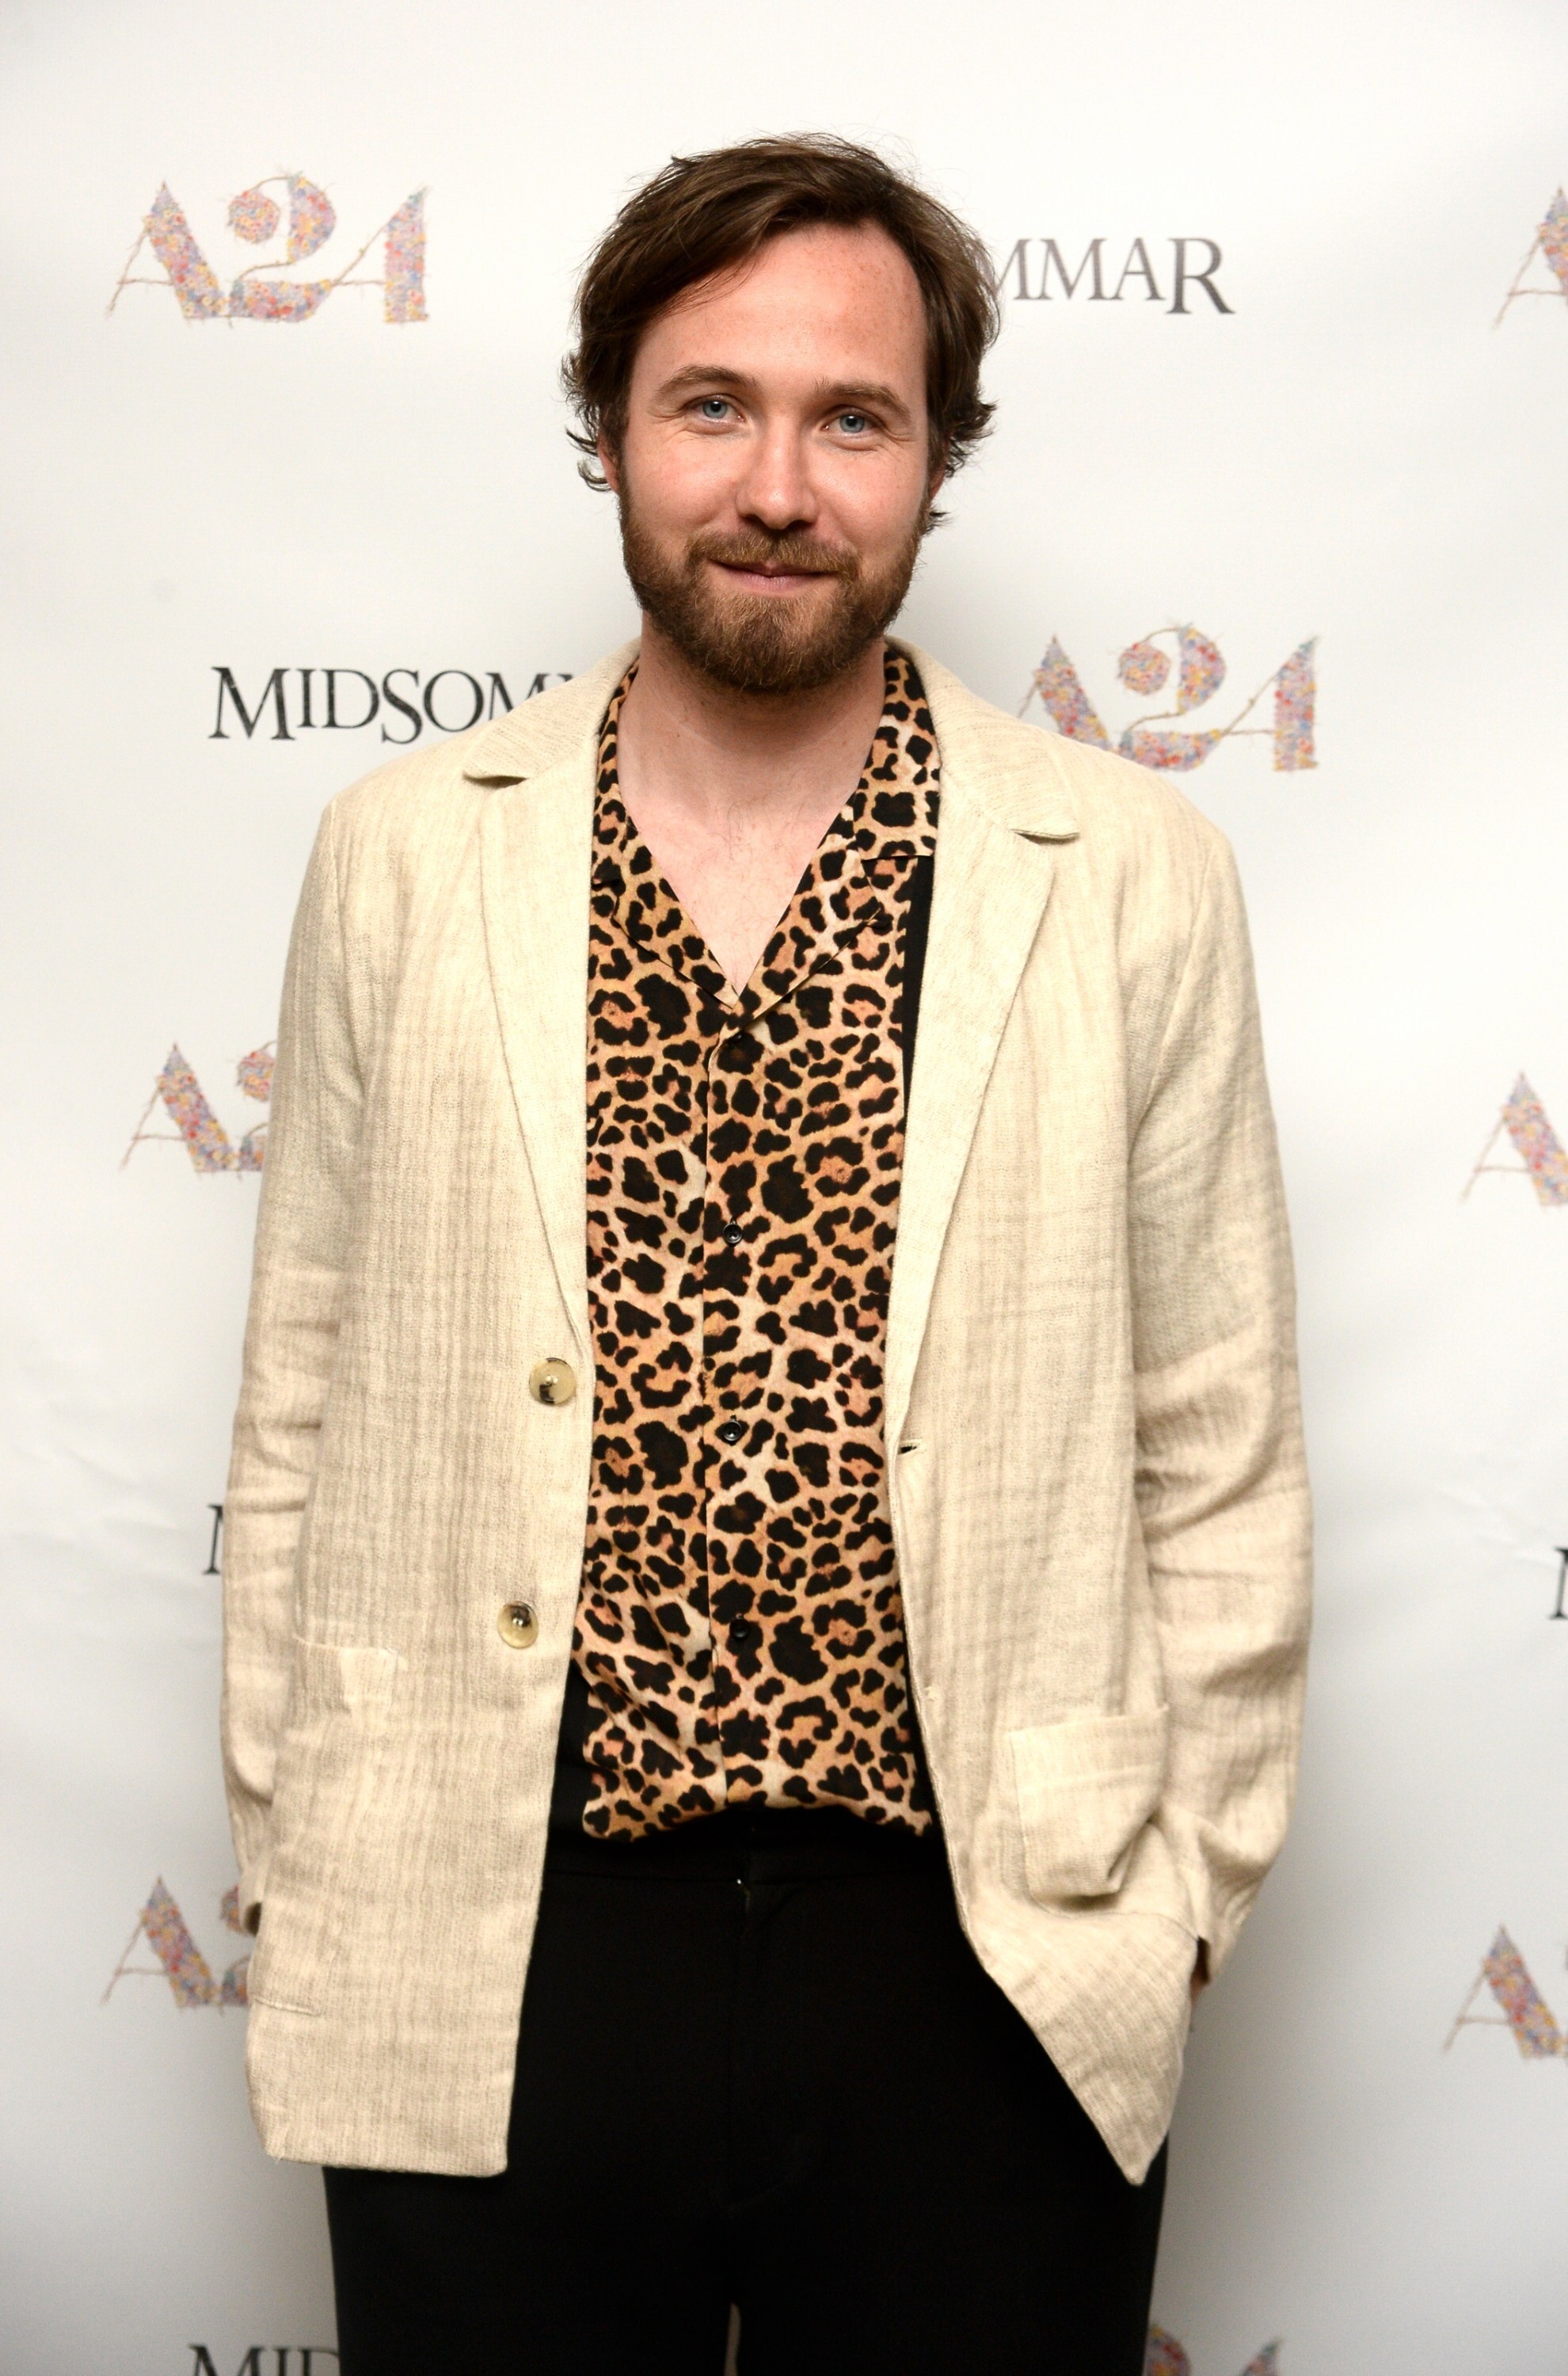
[615,616,889,830]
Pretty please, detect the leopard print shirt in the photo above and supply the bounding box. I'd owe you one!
[573,646,940,1839]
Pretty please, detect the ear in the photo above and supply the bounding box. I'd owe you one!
[597,434,622,494]
[927,441,950,505]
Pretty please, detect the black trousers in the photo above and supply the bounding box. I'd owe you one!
[325,1809,1166,2374]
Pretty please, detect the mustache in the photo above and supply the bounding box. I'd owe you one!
[687,531,860,582]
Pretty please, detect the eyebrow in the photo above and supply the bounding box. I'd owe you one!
[653,364,916,428]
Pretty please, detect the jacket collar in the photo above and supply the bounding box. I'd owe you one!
[461,634,1080,847]
[461,642,638,786]
[898,641,1079,843]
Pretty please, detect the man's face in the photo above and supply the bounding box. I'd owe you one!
[603,222,941,696]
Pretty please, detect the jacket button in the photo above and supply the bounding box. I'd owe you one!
[529,1358,577,1407]
[497,1601,539,1649]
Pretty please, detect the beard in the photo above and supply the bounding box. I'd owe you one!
[617,489,927,697]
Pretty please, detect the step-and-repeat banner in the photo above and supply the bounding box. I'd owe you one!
[5,2,1566,2367]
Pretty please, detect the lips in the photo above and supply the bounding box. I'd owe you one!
[694,538,856,585]
[717,562,828,582]
[710,561,843,595]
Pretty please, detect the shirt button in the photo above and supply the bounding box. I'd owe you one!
[723,1224,744,1247]
[717,1419,745,1445]
[497,1601,539,1649]
[529,1358,576,1407]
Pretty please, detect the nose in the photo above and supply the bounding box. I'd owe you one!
[733,417,817,536]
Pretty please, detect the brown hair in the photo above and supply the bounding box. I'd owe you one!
[563,135,999,496]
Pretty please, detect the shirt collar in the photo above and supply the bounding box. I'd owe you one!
[593,646,942,1017]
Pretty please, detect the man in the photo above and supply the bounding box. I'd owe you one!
[223,135,1310,2375]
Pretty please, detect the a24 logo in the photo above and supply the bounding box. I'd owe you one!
[104,1880,249,2010]
[1022,626,1316,775]
[109,173,424,323]
[124,1044,273,1175]
[1498,190,1568,326]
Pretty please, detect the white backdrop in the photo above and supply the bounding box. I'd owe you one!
[6,3,1568,2368]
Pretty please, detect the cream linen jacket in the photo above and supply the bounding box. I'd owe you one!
[223,638,1311,2187]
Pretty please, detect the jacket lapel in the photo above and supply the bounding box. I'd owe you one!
[885,802,1056,1445]
[883,644,1079,1446]
[467,648,634,1354]
[478,747,596,1355]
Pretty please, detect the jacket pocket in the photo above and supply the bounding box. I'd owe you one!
[246,1638,401,2015]
[1008,1706,1170,1903]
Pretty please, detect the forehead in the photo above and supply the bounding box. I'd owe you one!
[634,222,927,394]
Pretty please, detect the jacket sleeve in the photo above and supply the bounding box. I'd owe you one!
[1129,829,1311,1978]
[221,801,364,1932]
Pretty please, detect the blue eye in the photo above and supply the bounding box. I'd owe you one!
[698,397,729,420]
[838,411,870,434]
